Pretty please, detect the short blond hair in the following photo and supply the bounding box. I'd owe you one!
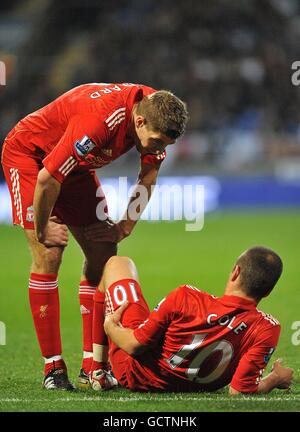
[136,90,188,139]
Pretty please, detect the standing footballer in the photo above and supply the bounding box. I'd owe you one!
[1,82,188,390]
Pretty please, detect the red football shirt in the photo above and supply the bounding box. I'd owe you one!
[3,83,166,182]
[130,285,280,392]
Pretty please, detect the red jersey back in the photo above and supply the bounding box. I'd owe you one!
[132,285,280,392]
[2,83,165,182]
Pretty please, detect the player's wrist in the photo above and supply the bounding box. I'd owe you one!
[257,371,280,393]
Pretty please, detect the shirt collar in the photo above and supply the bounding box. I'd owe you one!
[125,85,156,112]
[218,295,257,310]
[125,86,144,112]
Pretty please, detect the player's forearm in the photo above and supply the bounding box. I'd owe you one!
[119,166,159,236]
[119,183,152,235]
[33,169,61,241]
[229,371,282,396]
[104,321,143,356]
[256,371,282,394]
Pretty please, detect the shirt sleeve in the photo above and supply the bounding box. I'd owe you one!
[140,150,166,167]
[43,114,109,183]
[230,323,281,393]
[133,286,183,346]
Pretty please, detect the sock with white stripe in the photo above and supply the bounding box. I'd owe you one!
[79,280,96,373]
[29,273,62,374]
[91,289,108,372]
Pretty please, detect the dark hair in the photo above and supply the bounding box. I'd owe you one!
[236,246,283,300]
[136,90,188,139]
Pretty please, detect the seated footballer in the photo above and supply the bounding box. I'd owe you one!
[96,246,293,394]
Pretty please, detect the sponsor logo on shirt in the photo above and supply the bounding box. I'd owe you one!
[74,135,96,157]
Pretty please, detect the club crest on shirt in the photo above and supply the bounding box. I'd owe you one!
[74,135,96,157]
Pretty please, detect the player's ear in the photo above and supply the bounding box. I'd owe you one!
[231,265,241,282]
[135,115,146,129]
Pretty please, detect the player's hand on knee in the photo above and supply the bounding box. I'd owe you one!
[40,216,69,248]
[271,359,294,389]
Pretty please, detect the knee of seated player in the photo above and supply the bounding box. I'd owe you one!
[105,256,135,273]
[103,256,139,290]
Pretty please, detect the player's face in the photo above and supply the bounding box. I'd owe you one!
[134,117,176,155]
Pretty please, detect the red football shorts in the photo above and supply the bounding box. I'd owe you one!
[105,278,150,387]
[2,140,107,229]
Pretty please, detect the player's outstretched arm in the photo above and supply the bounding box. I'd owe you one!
[33,168,68,247]
[256,359,293,394]
[229,359,294,395]
[117,162,160,240]
[104,301,145,356]
[82,163,160,244]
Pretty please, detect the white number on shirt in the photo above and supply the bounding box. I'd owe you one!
[166,333,234,384]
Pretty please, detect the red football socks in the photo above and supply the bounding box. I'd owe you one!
[29,273,62,370]
[79,280,96,373]
[91,289,108,371]
[29,275,109,375]
[81,355,93,374]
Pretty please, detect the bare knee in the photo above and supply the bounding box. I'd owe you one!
[105,256,134,271]
[32,247,63,273]
[25,230,64,273]
[102,256,138,291]
[31,251,63,274]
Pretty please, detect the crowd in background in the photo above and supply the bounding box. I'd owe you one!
[1,0,300,177]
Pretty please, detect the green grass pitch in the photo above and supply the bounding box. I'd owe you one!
[0,210,299,412]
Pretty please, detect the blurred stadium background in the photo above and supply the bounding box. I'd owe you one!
[0,0,300,412]
[1,0,300,217]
